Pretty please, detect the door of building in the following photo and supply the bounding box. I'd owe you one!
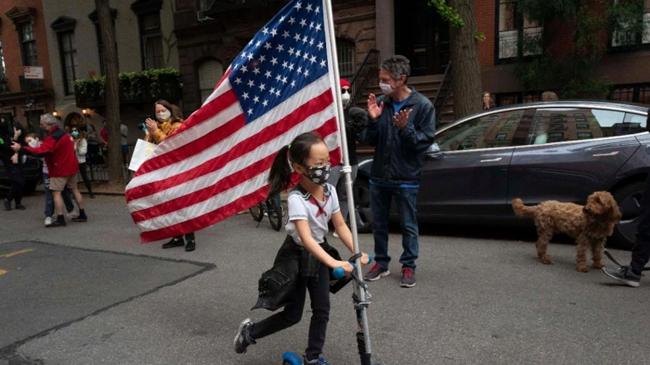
[394,0,449,76]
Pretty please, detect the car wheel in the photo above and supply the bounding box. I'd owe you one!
[612,181,646,250]
[354,177,373,233]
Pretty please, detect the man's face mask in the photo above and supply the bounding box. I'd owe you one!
[303,164,331,185]
[341,89,351,107]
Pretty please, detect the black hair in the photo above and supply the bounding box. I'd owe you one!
[268,131,324,197]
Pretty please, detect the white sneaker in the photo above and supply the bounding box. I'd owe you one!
[332,231,339,238]
[44,216,53,226]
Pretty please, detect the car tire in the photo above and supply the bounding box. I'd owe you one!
[354,177,373,233]
[612,181,646,250]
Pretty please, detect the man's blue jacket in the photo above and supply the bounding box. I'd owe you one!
[361,89,436,182]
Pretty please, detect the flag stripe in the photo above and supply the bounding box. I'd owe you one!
[126,89,335,205]
[139,185,269,242]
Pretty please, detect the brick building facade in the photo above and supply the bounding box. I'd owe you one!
[0,0,55,130]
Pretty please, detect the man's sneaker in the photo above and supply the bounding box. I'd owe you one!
[233,318,256,354]
[44,216,53,226]
[400,267,416,288]
[71,215,87,222]
[364,263,390,281]
[303,355,331,365]
[4,199,11,211]
[601,265,641,288]
[14,204,26,210]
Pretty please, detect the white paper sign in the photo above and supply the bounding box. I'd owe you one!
[24,66,44,80]
[128,139,157,172]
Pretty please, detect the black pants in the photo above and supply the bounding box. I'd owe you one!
[5,164,24,205]
[631,176,650,275]
[250,261,330,360]
[78,163,93,195]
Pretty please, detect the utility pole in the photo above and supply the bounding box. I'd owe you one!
[95,0,124,187]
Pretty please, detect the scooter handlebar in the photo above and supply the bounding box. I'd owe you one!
[332,255,373,280]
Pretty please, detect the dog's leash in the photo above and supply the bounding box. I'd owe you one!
[604,250,650,272]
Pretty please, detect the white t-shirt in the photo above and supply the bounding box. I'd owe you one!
[286,183,340,245]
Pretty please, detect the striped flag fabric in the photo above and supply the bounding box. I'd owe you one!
[125,0,342,242]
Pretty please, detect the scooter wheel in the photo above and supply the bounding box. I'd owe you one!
[282,351,302,365]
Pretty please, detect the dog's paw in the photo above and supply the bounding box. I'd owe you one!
[576,266,589,273]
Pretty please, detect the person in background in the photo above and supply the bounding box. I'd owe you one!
[541,90,559,101]
[482,91,495,110]
[71,127,95,199]
[144,100,197,252]
[24,133,75,226]
[360,55,436,288]
[120,122,129,164]
[1,118,26,210]
[12,113,88,227]
[85,122,100,167]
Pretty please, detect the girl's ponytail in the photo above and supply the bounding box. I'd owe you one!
[268,145,292,198]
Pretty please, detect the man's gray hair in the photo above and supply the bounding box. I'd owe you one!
[40,113,60,127]
[380,55,411,80]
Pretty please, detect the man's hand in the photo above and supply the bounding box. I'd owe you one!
[367,93,384,120]
[10,142,21,152]
[10,153,18,164]
[393,108,412,129]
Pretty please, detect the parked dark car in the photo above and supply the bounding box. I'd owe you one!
[0,156,42,194]
[355,101,650,249]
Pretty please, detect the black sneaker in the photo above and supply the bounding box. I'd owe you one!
[400,267,416,288]
[184,236,196,252]
[4,199,12,211]
[46,219,66,228]
[15,203,26,210]
[602,265,641,287]
[71,215,87,222]
[303,355,331,365]
[162,236,184,249]
[364,263,390,281]
[234,318,256,354]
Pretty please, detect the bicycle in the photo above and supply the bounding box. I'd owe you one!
[249,194,284,231]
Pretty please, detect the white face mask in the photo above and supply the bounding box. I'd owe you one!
[156,110,171,121]
[341,91,351,107]
[379,82,393,96]
[27,139,39,148]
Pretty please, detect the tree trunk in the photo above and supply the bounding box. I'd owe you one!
[448,0,482,119]
[95,0,124,187]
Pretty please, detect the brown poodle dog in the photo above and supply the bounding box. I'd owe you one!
[512,191,622,272]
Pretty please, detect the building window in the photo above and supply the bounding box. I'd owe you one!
[19,22,38,66]
[58,31,78,95]
[611,0,650,48]
[138,13,164,69]
[610,84,650,104]
[336,38,355,79]
[497,0,543,60]
[197,59,223,103]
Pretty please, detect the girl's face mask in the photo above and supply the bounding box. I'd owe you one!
[303,164,331,185]
[71,130,80,138]
[341,89,351,107]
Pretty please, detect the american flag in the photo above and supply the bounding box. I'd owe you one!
[125,0,342,242]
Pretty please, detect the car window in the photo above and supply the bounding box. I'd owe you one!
[436,110,525,151]
[528,108,640,145]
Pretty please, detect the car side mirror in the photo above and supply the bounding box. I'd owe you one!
[425,143,443,159]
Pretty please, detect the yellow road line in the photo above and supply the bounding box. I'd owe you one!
[0,248,34,258]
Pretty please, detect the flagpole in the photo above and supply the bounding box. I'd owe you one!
[322,0,375,361]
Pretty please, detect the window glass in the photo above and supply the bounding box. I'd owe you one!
[529,108,637,144]
[336,38,355,79]
[59,31,78,95]
[198,59,223,103]
[437,110,524,151]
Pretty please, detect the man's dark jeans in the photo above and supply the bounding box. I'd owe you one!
[630,176,650,275]
[370,179,419,270]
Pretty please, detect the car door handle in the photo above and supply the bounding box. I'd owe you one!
[479,157,502,163]
[592,151,619,157]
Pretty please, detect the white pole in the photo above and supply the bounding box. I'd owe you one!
[322,0,374,357]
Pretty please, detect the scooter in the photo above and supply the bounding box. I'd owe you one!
[282,255,381,365]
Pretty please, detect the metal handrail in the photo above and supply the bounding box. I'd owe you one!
[433,62,452,119]
[349,49,379,105]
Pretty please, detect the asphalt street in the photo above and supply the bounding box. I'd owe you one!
[1,194,649,365]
